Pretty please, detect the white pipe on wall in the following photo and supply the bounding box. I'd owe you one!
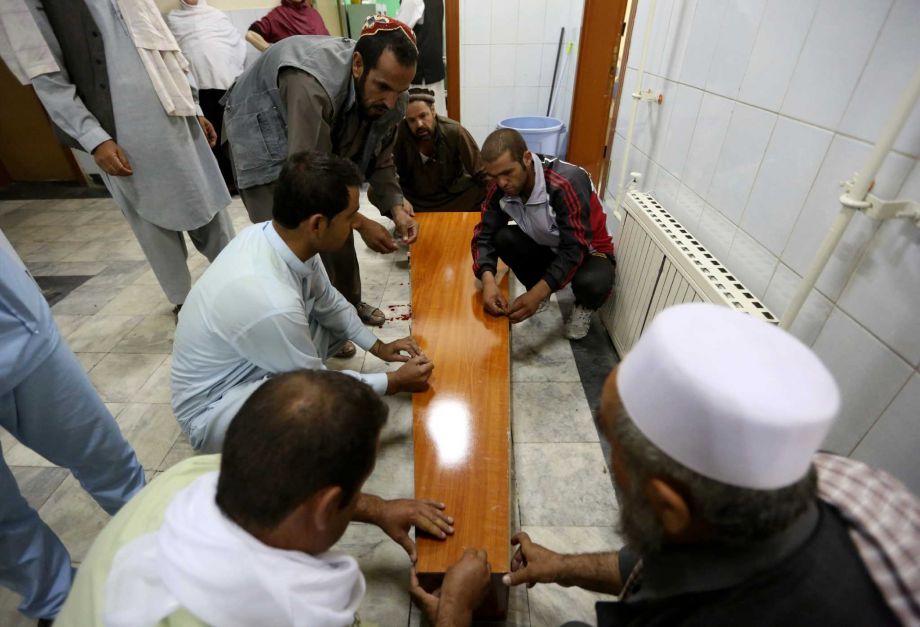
[612,0,657,222]
[780,63,920,330]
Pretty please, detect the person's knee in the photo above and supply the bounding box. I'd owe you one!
[572,260,614,307]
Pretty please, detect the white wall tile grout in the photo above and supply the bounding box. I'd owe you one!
[796,0,898,140]
[845,373,913,456]
[770,0,822,123]
[622,69,920,160]
[731,110,779,228]
[771,138,833,259]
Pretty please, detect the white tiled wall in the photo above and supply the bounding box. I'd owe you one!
[607,0,920,492]
[459,0,586,150]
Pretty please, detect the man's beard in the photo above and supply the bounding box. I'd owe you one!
[413,127,432,139]
[356,73,387,120]
[614,474,666,556]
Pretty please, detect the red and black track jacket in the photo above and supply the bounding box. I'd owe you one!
[471,155,615,291]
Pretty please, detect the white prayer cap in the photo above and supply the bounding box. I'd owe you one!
[616,303,840,490]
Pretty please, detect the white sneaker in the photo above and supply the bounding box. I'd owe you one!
[535,297,550,314]
[565,304,594,340]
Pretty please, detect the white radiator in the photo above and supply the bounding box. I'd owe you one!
[601,191,776,356]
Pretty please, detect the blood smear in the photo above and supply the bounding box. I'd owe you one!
[385,303,412,321]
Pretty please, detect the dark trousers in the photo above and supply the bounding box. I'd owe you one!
[238,181,362,306]
[495,225,615,309]
[200,89,236,194]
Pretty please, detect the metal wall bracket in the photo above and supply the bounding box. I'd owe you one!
[839,176,920,228]
[632,89,663,104]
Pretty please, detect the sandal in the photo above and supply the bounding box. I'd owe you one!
[357,302,386,327]
[332,341,357,359]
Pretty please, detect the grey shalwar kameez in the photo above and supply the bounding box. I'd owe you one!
[26,0,234,305]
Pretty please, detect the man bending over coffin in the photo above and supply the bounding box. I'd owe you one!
[393,87,486,212]
[55,371,492,627]
[495,303,916,626]
[224,17,421,345]
[172,152,434,455]
[471,129,616,340]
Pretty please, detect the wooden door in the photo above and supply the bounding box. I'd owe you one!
[566,0,629,187]
[0,62,85,184]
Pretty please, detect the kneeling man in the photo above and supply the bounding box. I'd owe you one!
[172,152,434,453]
[503,304,914,626]
[394,87,486,212]
[472,129,616,339]
[54,371,489,627]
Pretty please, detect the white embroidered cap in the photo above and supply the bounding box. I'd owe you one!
[616,303,840,490]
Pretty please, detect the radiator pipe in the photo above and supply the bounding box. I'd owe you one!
[612,0,658,223]
[780,63,920,331]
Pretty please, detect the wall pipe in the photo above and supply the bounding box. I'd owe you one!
[780,63,920,330]
[612,0,657,223]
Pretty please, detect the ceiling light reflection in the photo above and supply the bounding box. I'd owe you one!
[426,399,471,467]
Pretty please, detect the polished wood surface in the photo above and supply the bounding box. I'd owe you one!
[411,212,510,617]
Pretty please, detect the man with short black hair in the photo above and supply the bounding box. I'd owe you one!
[393,87,485,213]
[54,370,491,627]
[497,304,915,626]
[171,152,434,455]
[223,17,421,347]
[472,128,616,340]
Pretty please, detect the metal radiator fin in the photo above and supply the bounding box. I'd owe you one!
[602,191,775,356]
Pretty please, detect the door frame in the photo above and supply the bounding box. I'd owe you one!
[445,0,460,121]
[566,0,631,190]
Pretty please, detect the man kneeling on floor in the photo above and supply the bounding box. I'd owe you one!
[503,303,916,626]
[393,87,486,213]
[471,128,616,339]
[53,371,492,627]
[172,151,434,454]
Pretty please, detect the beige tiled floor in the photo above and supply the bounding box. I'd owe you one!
[0,195,619,626]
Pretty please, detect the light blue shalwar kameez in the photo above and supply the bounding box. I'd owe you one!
[0,237,145,620]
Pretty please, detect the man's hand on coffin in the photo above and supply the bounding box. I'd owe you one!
[375,498,455,561]
[371,337,424,362]
[481,273,508,317]
[386,355,434,394]
[409,548,491,625]
[392,202,419,245]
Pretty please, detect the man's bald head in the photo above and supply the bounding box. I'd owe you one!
[216,370,388,533]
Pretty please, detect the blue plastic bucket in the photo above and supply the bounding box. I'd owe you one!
[497,116,566,157]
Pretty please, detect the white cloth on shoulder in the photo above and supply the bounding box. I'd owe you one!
[103,472,365,627]
[113,0,197,116]
[0,0,196,117]
[0,0,59,84]
[166,0,246,91]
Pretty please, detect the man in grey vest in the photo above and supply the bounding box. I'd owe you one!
[223,17,420,356]
[9,0,235,316]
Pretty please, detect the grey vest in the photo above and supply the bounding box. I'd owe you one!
[222,35,406,189]
[40,0,116,150]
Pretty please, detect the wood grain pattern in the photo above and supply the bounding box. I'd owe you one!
[411,212,510,617]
